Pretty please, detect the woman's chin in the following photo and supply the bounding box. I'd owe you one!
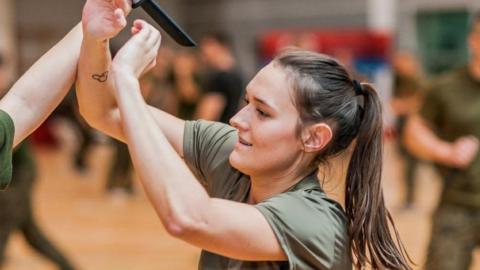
[229,151,251,174]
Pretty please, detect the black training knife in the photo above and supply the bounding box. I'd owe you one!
[132,0,196,47]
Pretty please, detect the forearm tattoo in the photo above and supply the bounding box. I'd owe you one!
[92,71,109,83]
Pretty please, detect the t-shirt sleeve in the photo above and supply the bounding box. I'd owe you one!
[183,120,238,190]
[0,109,15,190]
[419,84,444,130]
[255,191,345,270]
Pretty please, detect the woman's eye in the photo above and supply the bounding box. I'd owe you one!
[256,109,269,117]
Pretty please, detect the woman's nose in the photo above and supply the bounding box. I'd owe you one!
[229,107,249,131]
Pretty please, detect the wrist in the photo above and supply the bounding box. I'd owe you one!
[81,22,109,43]
[111,68,145,107]
[111,63,134,78]
[111,65,138,91]
[83,32,109,45]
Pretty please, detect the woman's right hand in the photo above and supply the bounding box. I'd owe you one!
[112,20,162,79]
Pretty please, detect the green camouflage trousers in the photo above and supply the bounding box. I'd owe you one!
[425,204,480,270]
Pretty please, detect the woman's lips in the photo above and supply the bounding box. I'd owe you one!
[239,137,252,146]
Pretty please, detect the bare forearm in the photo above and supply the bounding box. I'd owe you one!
[0,23,82,146]
[114,84,285,258]
[113,69,210,230]
[76,35,125,140]
[404,114,451,163]
[77,35,186,149]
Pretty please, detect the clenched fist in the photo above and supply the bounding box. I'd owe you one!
[82,0,132,41]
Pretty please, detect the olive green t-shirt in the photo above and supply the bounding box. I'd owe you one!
[420,66,480,208]
[183,120,351,270]
[0,109,14,190]
[393,74,423,98]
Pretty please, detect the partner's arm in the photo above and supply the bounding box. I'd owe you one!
[0,24,82,147]
[76,0,185,155]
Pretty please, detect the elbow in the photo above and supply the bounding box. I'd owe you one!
[77,101,112,132]
[163,211,207,240]
[164,219,189,238]
[77,105,88,122]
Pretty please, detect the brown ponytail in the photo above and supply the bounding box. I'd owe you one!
[346,83,411,269]
[275,49,413,269]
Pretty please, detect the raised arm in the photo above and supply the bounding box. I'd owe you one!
[0,24,82,147]
[404,114,479,168]
[110,21,285,261]
[76,0,185,154]
[76,0,131,142]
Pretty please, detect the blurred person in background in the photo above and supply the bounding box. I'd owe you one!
[105,138,135,195]
[172,49,202,120]
[77,7,413,266]
[69,94,97,174]
[141,45,178,115]
[53,89,97,174]
[196,32,244,123]
[405,12,480,270]
[391,51,424,209]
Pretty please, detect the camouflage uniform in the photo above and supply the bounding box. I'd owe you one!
[393,74,423,206]
[421,67,480,270]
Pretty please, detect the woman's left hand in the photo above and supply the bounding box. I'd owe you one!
[112,20,162,79]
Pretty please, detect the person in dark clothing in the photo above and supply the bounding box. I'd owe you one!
[196,32,244,123]
[391,51,424,208]
[105,139,134,194]
[54,90,96,173]
[405,13,480,270]
[171,49,202,120]
[0,143,76,270]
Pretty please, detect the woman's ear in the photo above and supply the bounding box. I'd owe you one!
[301,123,333,153]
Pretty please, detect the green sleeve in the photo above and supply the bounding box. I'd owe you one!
[0,110,15,190]
[255,191,350,270]
[183,120,240,195]
[419,84,444,130]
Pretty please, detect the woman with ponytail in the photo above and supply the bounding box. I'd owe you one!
[275,51,412,269]
[78,20,412,269]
